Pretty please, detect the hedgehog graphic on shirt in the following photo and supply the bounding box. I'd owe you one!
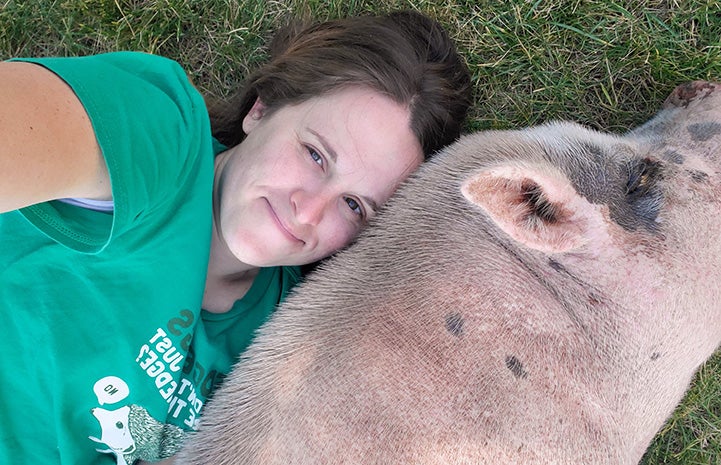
[89,404,186,464]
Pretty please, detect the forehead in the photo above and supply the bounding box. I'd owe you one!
[299,87,424,202]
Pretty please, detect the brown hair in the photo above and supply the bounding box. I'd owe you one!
[209,10,472,160]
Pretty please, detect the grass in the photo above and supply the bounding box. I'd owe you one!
[2,0,721,462]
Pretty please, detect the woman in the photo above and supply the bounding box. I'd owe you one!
[0,10,471,464]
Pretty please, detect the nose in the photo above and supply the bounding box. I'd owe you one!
[663,81,718,109]
[291,189,332,226]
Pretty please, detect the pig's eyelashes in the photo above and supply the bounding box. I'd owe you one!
[625,158,662,197]
[624,158,664,231]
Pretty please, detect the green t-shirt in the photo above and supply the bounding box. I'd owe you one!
[0,52,301,464]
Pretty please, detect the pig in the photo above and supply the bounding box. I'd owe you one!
[176,81,721,465]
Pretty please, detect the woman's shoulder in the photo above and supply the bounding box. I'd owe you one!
[5,52,214,250]
[13,51,199,102]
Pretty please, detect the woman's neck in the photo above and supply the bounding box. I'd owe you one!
[203,223,260,313]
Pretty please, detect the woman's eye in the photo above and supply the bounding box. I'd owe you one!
[308,147,323,167]
[344,197,364,218]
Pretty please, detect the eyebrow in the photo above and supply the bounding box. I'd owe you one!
[309,128,380,215]
[309,129,338,162]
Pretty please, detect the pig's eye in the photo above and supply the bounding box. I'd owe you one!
[626,158,661,197]
[623,158,664,231]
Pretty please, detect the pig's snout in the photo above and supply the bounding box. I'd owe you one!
[663,81,718,109]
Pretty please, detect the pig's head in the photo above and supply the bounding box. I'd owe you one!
[178,82,721,465]
[460,81,721,355]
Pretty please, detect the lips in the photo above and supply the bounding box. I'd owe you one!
[265,198,304,244]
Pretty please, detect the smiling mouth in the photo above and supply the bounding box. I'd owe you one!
[265,199,304,244]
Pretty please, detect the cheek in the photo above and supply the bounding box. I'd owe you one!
[317,218,359,255]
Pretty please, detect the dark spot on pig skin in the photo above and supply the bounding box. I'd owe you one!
[687,122,721,142]
[563,143,662,233]
[688,170,709,183]
[563,143,617,207]
[663,150,684,164]
[580,142,605,163]
[445,313,464,337]
[505,356,528,379]
[651,352,661,361]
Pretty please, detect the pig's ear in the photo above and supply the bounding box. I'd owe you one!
[461,165,597,253]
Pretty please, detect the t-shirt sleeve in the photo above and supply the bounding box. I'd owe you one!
[11,52,213,252]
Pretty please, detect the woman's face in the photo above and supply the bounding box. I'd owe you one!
[213,86,423,268]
